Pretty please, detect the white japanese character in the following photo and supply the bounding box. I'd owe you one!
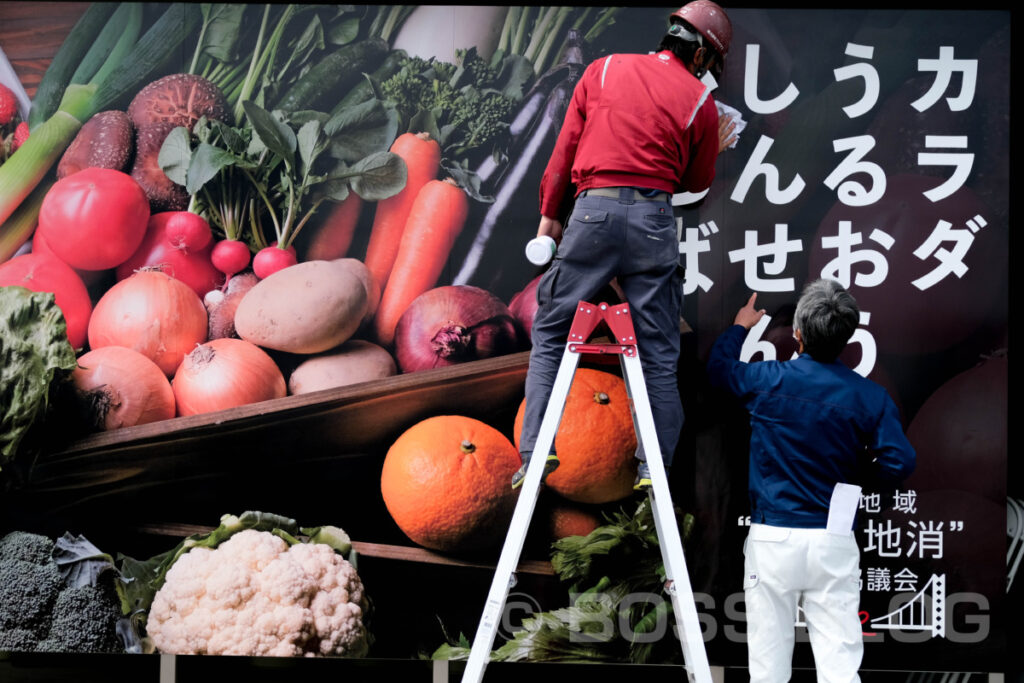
[893,490,918,514]
[860,492,882,514]
[679,224,715,295]
[730,136,806,205]
[728,224,803,292]
[864,519,902,558]
[911,215,987,290]
[739,314,779,362]
[743,44,800,114]
[912,46,978,112]
[893,567,919,592]
[846,312,877,378]
[823,136,887,206]
[907,520,944,559]
[866,567,891,592]
[818,221,894,288]
[833,43,880,119]
[918,135,974,202]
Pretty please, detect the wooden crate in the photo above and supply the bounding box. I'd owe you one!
[4,352,534,539]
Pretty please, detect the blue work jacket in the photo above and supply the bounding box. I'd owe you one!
[707,324,916,529]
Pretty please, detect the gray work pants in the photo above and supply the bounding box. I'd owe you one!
[520,187,684,466]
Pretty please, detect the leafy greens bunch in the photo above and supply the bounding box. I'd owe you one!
[0,287,77,491]
[189,5,400,124]
[158,100,406,252]
[380,48,532,164]
[433,499,695,665]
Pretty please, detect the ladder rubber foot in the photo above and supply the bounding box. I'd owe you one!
[511,454,560,490]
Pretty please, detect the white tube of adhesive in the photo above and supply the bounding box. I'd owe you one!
[525,235,556,266]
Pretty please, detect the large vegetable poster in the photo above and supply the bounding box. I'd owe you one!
[0,2,1011,677]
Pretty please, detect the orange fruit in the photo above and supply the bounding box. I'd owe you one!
[549,503,603,541]
[514,367,638,504]
[381,415,521,552]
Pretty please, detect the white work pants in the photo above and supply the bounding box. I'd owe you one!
[743,523,863,683]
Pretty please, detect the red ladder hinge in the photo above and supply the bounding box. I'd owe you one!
[566,301,637,356]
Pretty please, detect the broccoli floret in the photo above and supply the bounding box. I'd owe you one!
[455,48,499,86]
[381,54,518,157]
[0,531,55,565]
[448,90,515,153]
[0,628,39,652]
[0,559,62,634]
[38,583,123,654]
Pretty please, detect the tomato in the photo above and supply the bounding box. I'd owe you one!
[31,227,112,293]
[0,252,93,350]
[37,168,150,271]
[116,212,224,298]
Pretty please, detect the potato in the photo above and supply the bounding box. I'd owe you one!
[234,260,367,354]
[288,340,397,395]
[334,258,380,326]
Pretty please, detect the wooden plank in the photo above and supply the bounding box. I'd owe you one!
[5,352,530,529]
[0,2,90,97]
[45,350,530,458]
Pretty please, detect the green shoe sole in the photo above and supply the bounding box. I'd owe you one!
[511,454,560,490]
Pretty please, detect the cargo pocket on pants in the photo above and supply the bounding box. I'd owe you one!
[536,260,560,308]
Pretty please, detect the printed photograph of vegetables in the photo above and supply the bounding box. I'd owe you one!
[0,2,1011,678]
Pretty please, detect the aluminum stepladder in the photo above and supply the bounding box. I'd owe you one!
[461,300,712,683]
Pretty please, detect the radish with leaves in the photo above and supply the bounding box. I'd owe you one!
[158,101,408,280]
[210,240,252,280]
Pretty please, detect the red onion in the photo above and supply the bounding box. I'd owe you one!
[508,275,542,342]
[393,285,524,373]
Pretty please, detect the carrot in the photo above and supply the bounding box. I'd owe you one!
[374,178,470,347]
[363,131,441,293]
[303,192,363,262]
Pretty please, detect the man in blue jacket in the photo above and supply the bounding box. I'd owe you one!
[707,279,915,683]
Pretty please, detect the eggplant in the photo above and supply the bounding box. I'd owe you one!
[451,30,585,300]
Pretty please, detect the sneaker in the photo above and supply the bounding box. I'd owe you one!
[633,462,670,491]
[633,462,653,491]
[511,453,560,490]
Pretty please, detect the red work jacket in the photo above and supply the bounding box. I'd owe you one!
[539,50,719,219]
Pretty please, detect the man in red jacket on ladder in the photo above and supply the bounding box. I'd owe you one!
[515,0,736,490]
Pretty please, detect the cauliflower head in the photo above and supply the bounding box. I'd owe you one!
[146,529,370,657]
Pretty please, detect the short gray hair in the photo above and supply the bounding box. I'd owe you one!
[793,279,859,362]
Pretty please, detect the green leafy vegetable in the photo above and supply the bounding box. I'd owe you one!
[0,287,77,490]
[433,499,694,665]
[159,100,406,251]
[51,532,118,591]
[380,48,526,163]
[190,5,390,125]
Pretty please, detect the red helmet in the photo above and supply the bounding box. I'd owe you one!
[670,0,733,58]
